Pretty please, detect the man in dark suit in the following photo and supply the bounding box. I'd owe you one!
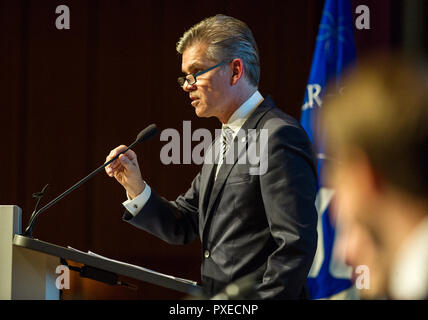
[105,14,317,299]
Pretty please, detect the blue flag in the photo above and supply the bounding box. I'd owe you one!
[300,0,357,299]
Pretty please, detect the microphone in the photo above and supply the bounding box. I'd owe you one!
[136,123,158,143]
[23,124,158,238]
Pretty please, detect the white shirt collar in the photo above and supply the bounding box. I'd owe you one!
[389,215,428,299]
[222,90,264,133]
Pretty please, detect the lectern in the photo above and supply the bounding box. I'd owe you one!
[0,205,203,300]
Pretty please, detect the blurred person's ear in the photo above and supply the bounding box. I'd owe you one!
[344,147,384,199]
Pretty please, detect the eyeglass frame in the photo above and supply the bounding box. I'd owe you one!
[177,61,227,87]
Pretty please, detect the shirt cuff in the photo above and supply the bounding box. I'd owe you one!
[122,183,152,216]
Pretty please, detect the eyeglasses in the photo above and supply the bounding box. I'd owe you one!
[178,61,226,87]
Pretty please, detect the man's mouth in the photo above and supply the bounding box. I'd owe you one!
[190,96,200,106]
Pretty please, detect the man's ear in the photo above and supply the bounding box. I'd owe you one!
[230,58,244,85]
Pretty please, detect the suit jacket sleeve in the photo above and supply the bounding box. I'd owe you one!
[122,172,201,245]
[256,123,318,299]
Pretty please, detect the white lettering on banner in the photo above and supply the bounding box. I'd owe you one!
[309,186,354,279]
[302,84,323,110]
[308,187,334,277]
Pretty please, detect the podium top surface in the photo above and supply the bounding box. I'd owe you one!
[13,234,203,297]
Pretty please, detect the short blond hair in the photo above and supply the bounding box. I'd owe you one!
[323,54,428,197]
[176,14,260,87]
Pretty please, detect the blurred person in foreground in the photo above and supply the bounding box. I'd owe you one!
[323,54,428,299]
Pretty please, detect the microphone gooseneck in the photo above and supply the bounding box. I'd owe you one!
[23,124,158,238]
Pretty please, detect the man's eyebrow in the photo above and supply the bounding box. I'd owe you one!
[182,62,204,74]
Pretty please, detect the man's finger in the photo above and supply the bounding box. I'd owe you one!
[106,167,114,177]
[119,154,132,170]
[123,149,137,162]
[106,145,128,165]
[108,145,128,160]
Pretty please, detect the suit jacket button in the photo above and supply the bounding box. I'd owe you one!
[204,250,210,259]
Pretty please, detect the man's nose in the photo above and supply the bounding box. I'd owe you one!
[182,81,196,92]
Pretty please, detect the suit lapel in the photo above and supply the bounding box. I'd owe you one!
[200,161,216,216]
[202,97,274,234]
[199,133,221,221]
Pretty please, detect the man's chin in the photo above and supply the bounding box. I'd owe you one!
[194,105,209,118]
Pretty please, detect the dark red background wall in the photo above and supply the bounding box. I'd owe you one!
[0,0,400,299]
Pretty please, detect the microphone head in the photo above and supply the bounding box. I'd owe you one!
[136,124,158,144]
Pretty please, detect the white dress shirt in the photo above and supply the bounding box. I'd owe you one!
[123,90,264,216]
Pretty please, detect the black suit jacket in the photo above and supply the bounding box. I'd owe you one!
[123,96,318,299]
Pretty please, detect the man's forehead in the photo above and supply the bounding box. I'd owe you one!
[181,43,211,73]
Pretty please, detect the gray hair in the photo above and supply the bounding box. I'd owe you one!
[176,14,260,87]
